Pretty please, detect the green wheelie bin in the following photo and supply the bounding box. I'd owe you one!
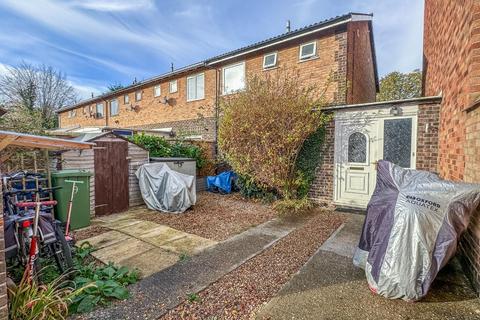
[51,170,92,230]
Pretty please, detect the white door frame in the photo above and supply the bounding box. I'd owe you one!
[333,105,418,208]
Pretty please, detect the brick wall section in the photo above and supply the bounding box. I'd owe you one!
[423,0,472,181]
[308,118,335,205]
[415,103,441,173]
[0,177,7,320]
[347,21,377,104]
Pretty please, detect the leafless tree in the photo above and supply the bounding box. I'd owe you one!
[0,62,78,133]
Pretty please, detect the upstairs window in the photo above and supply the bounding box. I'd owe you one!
[223,62,245,94]
[110,99,119,116]
[263,52,278,69]
[96,103,104,118]
[187,73,205,101]
[154,85,161,97]
[169,80,178,93]
[68,109,76,118]
[135,91,142,101]
[299,41,317,60]
[124,94,129,104]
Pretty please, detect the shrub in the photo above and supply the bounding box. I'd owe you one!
[219,70,330,203]
[131,133,207,169]
[273,197,315,215]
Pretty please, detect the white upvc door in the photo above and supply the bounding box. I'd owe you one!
[334,106,418,209]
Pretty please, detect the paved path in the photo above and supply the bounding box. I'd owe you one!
[256,213,480,320]
[79,218,301,320]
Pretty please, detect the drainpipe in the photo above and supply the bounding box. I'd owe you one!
[214,68,220,157]
[103,98,109,129]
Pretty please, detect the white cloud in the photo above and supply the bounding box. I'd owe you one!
[68,0,154,12]
[69,81,104,100]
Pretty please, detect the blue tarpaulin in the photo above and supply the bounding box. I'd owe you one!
[207,171,237,194]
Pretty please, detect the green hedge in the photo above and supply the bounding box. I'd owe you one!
[131,133,206,169]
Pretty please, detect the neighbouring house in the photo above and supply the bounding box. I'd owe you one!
[56,13,379,141]
[423,0,480,294]
[61,132,149,216]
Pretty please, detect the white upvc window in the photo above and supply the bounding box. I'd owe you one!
[154,85,161,97]
[110,99,119,116]
[68,109,76,118]
[263,52,278,69]
[299,41,317,60]
[222,61,245,94]
[124,94,129,104]
[96,103,104,118]
[169,80,178,93]
[187,73,205,101]
[135,91,142,101]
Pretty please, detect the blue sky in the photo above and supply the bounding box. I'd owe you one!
[0,0,424,99]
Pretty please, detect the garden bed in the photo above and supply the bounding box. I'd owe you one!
[133,192,277,241]
[161,209,345,319]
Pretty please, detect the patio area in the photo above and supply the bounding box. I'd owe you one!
[74,192,278,277]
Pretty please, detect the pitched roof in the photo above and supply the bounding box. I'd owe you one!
[57,12,376,113]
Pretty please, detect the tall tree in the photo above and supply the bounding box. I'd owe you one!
[0,62,78,133]
[377,69,422,102]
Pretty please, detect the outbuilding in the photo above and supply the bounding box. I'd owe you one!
[61,132,149,216]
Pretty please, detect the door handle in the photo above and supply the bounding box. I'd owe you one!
[371,161,378,170]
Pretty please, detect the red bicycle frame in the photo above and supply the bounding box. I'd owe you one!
[15,200,57,282]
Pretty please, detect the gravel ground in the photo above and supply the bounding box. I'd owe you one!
[135,192,277,241]
[161,209,345,320]
[73,225,111,242]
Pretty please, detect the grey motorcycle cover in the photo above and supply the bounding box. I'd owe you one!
[353,160,480,301]
[135,163,196,213]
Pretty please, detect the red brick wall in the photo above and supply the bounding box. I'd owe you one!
[423,0,473,181]
[423,0,480,294]
[347,21,377,104]
[416,103,441,173]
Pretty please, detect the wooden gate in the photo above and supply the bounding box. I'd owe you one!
[94,140,129,215]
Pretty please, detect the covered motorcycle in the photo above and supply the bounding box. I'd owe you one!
[136,163,196,213]
[354,160,480,301]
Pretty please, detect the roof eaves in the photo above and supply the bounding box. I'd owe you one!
[319,96,443,112]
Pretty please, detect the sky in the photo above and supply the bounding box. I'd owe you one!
[0,0,425,99]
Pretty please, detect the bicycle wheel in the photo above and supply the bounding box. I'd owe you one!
[52,226,74,273]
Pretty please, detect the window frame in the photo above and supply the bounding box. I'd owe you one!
[169,80,178,93]
[263,52,278,69]
[68,109,76,118]
[154,85,161,97]
[124,94,129,104]
[299,41,317,60]
[186,73,205,102]
[110,98,119,117]
[95,102,104,118]
[222,61,246,95]
[347,131,369,165]
[135,90,142,101]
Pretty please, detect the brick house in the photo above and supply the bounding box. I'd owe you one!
[56,13,379,140]
[423,0,480,293]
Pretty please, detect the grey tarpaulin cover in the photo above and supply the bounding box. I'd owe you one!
[135,163,196,213]
[353,160,480,301]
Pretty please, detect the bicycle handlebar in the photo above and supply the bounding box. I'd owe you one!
[15,200,57,208]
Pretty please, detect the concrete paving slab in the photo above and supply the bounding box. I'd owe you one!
[77,230,130,250]
[320,212,364,258]
[160,233,217,255]
[119,248,179,278]
[92,211,138,224]
[102,218,143,230]
[116,220,169,236]
[139,226,188,247]
[91,237,154,265]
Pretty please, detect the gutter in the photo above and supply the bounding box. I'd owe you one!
[316,96,443,112]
